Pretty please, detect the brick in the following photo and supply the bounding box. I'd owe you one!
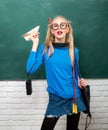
[0,80,108,130]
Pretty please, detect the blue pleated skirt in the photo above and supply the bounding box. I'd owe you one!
[45,93,86,117]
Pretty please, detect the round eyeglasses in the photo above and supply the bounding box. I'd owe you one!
[51,22,68,30]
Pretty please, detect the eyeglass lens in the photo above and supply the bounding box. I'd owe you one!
[51,22,67,30]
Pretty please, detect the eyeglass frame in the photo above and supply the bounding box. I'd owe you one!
[50,22,68,30]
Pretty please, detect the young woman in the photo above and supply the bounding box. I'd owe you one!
[26,16,87,130]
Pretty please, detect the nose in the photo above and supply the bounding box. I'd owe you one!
[57,25,61,30]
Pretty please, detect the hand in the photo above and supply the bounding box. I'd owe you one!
[78,78,88,89]
[30,32,40,52]
[30,32,39,44]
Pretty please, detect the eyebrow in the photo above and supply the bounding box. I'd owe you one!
[53,22,67,24]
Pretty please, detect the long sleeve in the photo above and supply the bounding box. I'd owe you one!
[26,44,44,74]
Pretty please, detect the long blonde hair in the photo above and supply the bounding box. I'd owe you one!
[44,16,74,65]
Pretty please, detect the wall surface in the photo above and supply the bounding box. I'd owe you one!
[0,79,108,130]
[0,0,108,79]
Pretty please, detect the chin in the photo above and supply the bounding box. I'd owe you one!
[56,35,65,40]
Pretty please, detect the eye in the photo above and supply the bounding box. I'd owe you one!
[61,23,67,29]
[53,23,58,27]
[51,23,58,30]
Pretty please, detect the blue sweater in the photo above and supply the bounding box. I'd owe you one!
[26,43,81,99]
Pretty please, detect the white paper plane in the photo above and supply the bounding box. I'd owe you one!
[23,26,40,41]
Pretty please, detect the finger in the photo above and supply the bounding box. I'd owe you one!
[34,33,40,38]
[80,81,87,88]
[33,31,40,35]
[79,85,83,89]
[32,34,38,38]
[81,79,87,84]
[33,35,35,38]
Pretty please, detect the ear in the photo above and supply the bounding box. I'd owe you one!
[66,26,69,33]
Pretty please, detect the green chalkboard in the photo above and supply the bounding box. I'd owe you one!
[0,0,108,80]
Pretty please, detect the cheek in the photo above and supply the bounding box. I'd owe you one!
[63,30,67,36]
[52,31,57,36]
[51,31,57,37]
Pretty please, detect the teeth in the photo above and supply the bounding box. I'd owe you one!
[57,31,62,35]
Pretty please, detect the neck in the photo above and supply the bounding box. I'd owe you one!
[52,42,69,47]
[55,38,65,43]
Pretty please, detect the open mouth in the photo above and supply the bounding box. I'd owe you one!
[57,31,63,35]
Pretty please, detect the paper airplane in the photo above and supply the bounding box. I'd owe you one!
[23,26,40,41]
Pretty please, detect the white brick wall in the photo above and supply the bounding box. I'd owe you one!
[0,79,108,130]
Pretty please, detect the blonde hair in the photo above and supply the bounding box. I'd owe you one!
[44,16,74,65]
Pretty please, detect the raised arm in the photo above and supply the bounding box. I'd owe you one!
[26,32,44,74]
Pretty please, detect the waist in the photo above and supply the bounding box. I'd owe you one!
[47,85,81,99]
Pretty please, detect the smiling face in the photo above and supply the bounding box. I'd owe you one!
[50,17,69,43]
